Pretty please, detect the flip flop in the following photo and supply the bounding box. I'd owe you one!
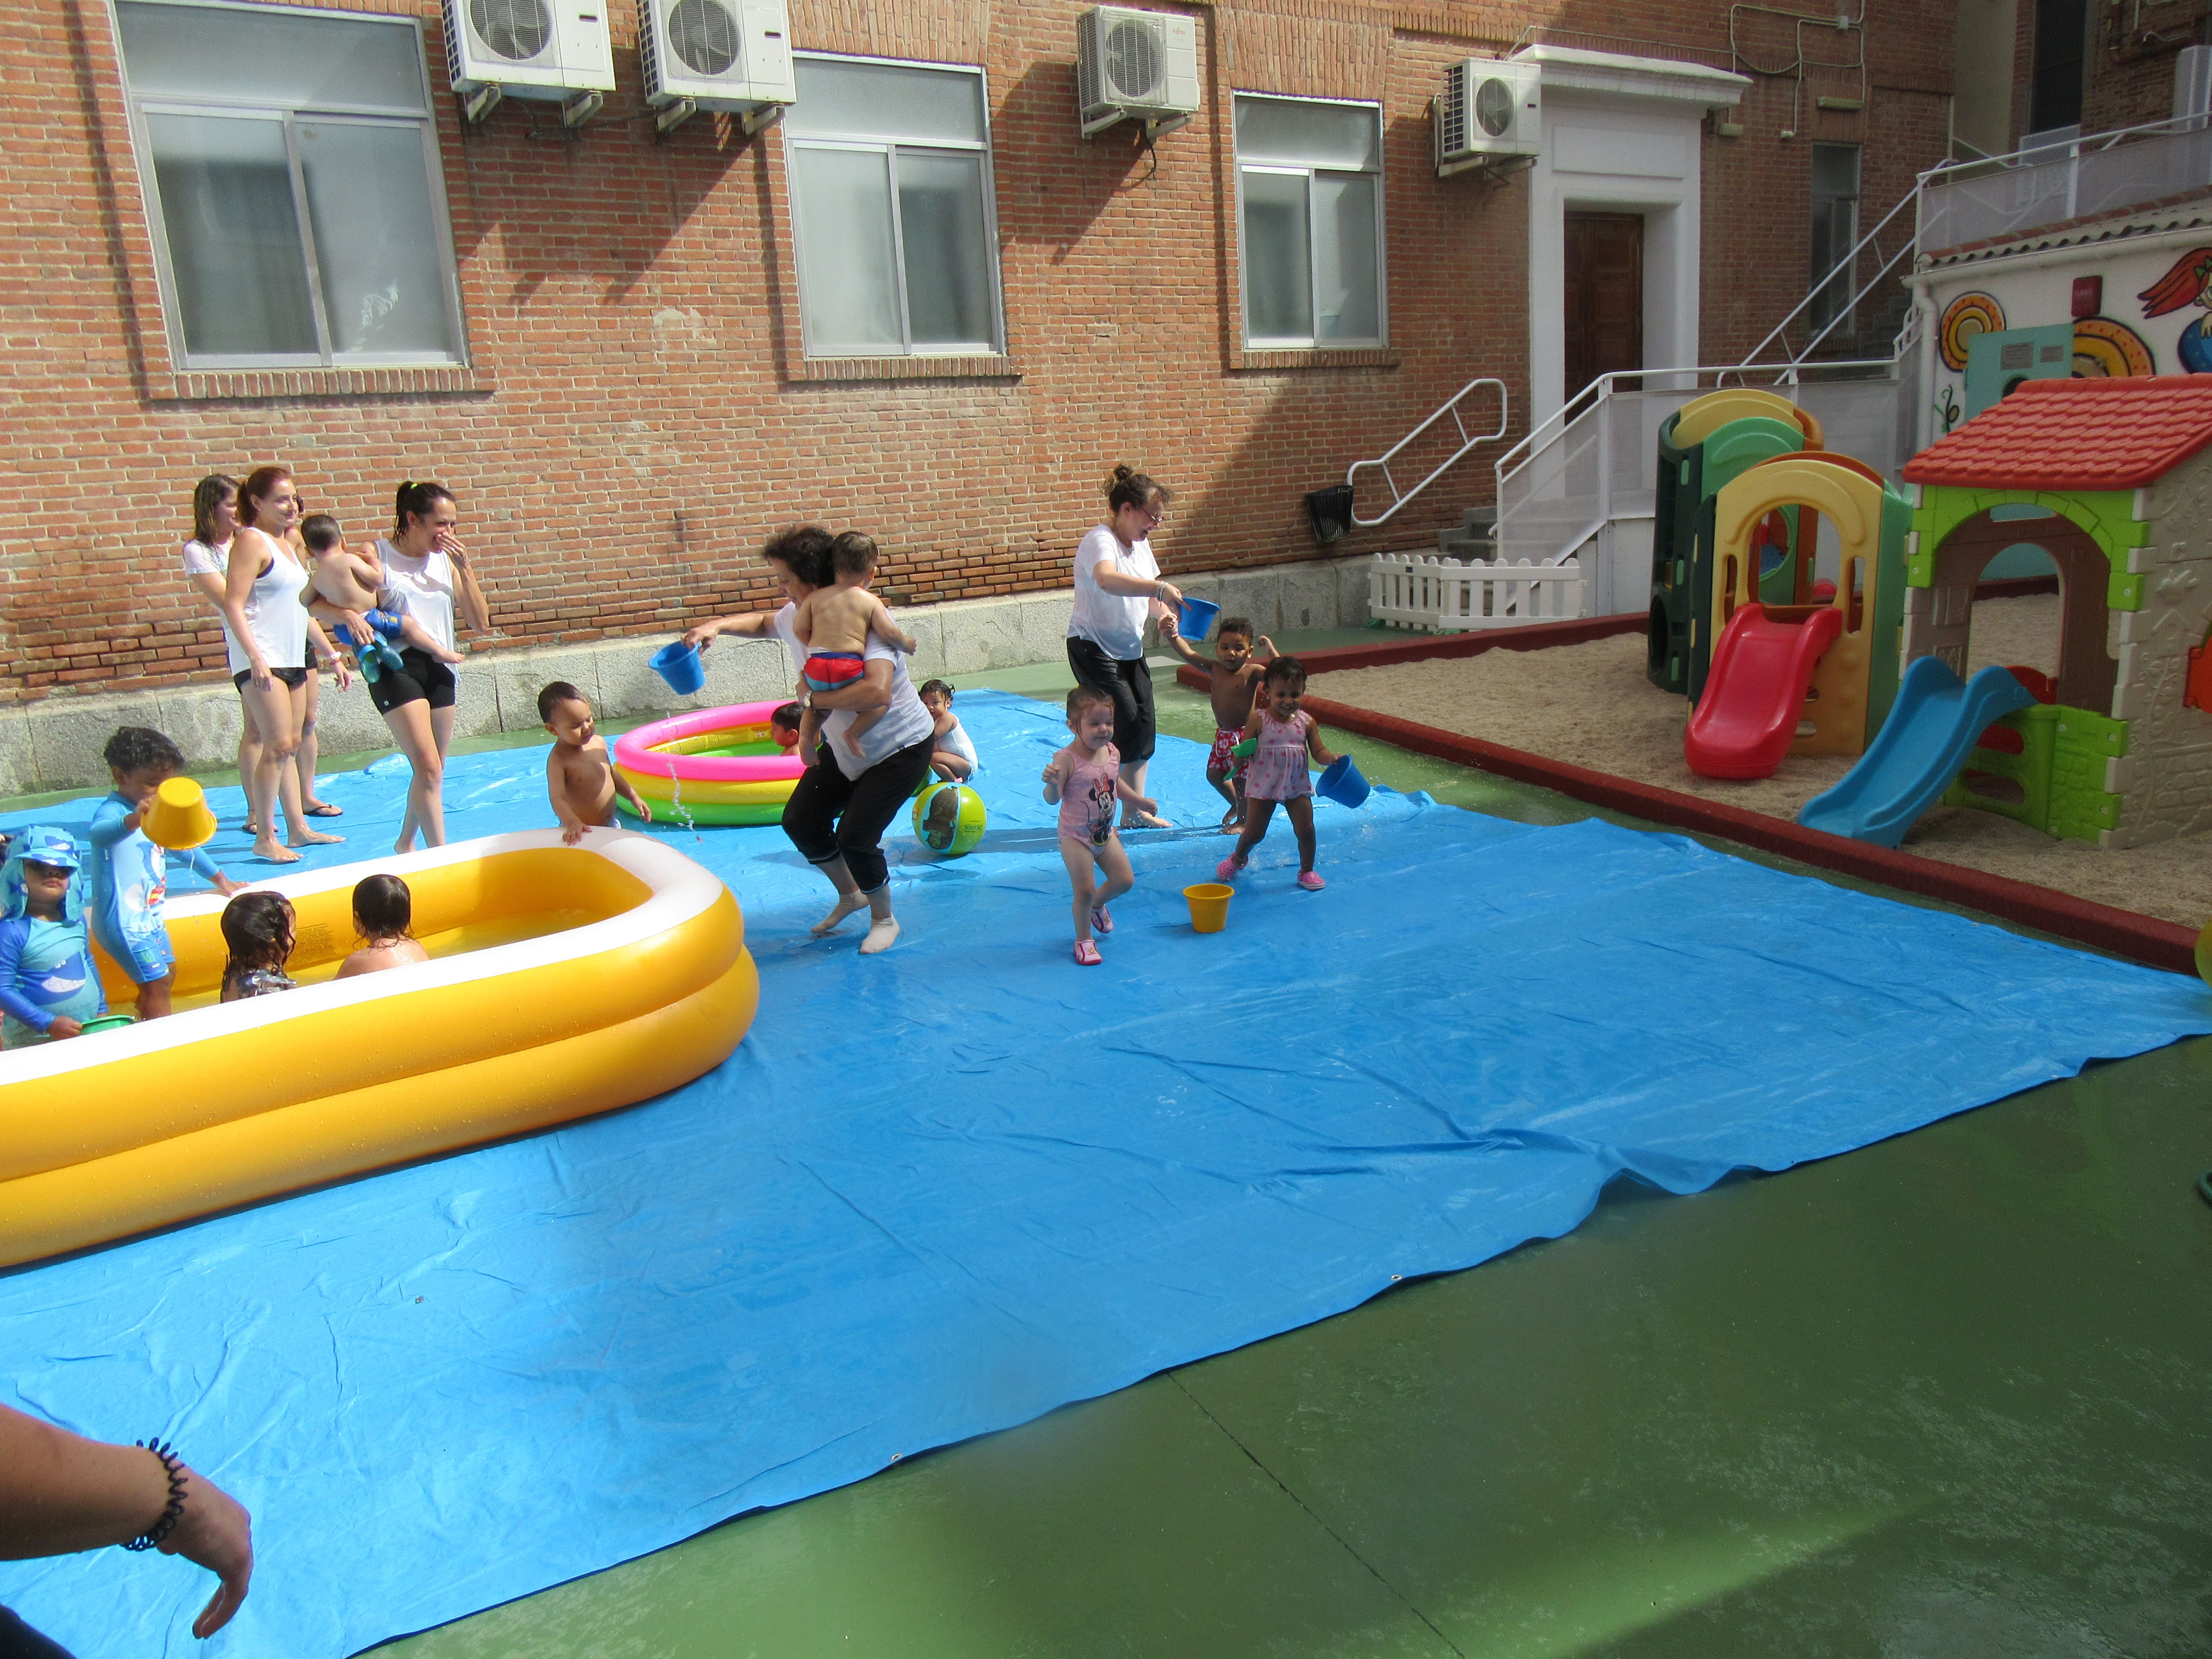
[302,803,343,818]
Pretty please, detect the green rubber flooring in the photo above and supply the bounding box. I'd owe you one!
[13,645,2209,1656]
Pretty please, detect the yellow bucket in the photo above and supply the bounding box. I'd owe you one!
[1183,883,1233,933]
[140,777,218,851]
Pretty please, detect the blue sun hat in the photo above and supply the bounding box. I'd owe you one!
[2,825,87,923]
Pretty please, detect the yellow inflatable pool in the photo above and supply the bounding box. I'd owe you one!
[0,829,756,1269]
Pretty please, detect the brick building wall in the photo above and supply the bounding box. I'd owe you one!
[0,0,1956,700]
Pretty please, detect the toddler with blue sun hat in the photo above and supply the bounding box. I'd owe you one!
[0,825,106,1047]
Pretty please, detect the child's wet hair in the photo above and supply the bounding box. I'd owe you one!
[1217,617,1254,645]
[221,891,295,976]
[919,679,954,701]
[103,726,183,775]
[537,681,587,722]
[769,701,803,731]
[298,513,342,554]
[1264,656,1307,692]
[1067,684,1115,718]
[831,531,879,579]
[352,873,414,942]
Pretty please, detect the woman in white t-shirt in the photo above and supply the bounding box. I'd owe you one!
[219,466,345,864]
[1065,465,1183,829]
[307,481,491,854]
[180,473,340,835]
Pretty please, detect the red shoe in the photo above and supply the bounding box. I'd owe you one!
[1297,871,1325,891]
[1090,905,1113,934]
[1073,939,1103,965]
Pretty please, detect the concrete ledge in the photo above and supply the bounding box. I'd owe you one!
[2,552,1374,792]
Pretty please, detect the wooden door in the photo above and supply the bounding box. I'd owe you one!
[1564,212,1645,402]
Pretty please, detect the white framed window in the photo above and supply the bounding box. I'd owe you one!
[784,54,1005,358]
[114,0,467,370]
[1234,93,1386,349]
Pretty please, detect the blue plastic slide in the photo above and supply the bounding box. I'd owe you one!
[1797,655,2037,847]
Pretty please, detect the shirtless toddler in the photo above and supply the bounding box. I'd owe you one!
[540,681,650,843]
[1162,614,1275,829]
[794,532,917,757]
[300,514,460,680]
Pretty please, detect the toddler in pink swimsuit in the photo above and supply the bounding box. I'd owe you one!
[1218,655,1338,890]
[1044,684,1159,965]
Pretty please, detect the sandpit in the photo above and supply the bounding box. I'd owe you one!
[1322,595,2212,928]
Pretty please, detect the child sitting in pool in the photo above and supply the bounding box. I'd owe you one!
[0,827,106,1046]
[919,679,978,782]
[1043,684,1158,966]
[337,873,431,978]
[300,513,459,681]
[794,533,917,758]
[90,726,244,1021]
[541,682,650,844]
[1217,656,1337,892]
[219,891,298,1001]
[1161,614,1275,832]
[769,701,805,751]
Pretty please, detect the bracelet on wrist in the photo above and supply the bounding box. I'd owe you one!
[123,1439,187,1551]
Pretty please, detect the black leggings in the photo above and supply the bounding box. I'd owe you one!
[780,735,938,894]
[0,1607,73,1659]
[1065,637,1155,765]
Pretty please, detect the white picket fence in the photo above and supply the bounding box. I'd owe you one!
[1366,553,1584,634]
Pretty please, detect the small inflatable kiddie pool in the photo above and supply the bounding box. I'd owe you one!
[613,700,805,827]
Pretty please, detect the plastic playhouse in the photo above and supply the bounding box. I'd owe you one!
[1864,375,2212,850]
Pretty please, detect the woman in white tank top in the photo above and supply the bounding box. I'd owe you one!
[219,466,344,864]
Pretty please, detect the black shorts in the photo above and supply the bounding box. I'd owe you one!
[368,648,458,715]
[1064,635,1156,765]
[234,666,308,691]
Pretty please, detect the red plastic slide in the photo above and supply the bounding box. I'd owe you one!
[1683,602,1843,780]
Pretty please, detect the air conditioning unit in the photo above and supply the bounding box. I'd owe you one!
[1077,6,1200,140]
[442,0,615,126]
[638,0,795,134]
[1434,57,1540,177]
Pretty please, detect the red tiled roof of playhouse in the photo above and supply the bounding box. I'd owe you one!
[1902,375,2212,490]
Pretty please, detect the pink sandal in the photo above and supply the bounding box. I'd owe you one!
[1090,905,1113,934]
[1073,939,1103,965]
[1216,855,1246,882]
[1297,871,1326,891]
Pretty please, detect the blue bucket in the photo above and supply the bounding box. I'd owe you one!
[1177,597,1220,642]
[649,640,705,696]
[1316,754,1369,808]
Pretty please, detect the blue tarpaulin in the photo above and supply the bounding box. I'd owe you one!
[3,690,2207,1655]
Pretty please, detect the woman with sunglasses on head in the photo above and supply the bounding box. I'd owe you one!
[1065,464,1182,830]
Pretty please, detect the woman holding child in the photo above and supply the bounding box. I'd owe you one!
[307,481,492,855]
[1066,465,1182,830]
[683,526,935,955]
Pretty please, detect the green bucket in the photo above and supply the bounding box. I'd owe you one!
[80,1013,136,1035]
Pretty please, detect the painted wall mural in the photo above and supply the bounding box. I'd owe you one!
[2138,247,2212,373]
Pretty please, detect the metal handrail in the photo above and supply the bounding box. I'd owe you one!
[1735,183,1920,370]
[1345,377,1510,527]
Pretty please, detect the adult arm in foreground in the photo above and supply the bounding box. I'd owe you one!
[0,1403,253,1637]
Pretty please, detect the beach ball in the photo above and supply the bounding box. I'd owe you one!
[912,780,987,856]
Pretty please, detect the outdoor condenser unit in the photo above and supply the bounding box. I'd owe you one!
[1434,56,1540,177]
[442,0,615,125]
[637,0,796,135]
[1077,6,1201,140]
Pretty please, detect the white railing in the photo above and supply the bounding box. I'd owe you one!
[1738,182,1920,370]
[1490,352,1920,579]
[1344,377,1511,527]
[1368,553,1583,633]
[1918,116,2212,253]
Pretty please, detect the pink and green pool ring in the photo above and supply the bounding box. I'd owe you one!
[613,701,806,827]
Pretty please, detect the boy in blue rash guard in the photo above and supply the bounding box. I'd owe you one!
[88,727,243,1020]
[0,826,105,1046]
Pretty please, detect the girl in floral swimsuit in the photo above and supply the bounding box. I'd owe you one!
[1217,656,1338,891]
